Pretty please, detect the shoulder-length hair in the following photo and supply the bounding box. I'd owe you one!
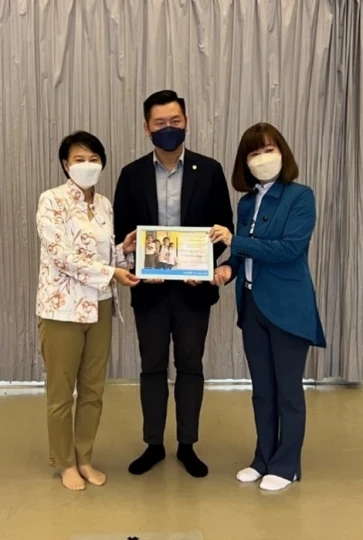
[231,123,299,192]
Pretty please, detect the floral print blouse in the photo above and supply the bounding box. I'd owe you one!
[36,180,133,323]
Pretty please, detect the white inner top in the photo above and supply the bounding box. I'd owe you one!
[245,181,275,284]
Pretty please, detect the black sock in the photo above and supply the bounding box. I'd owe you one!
[177,443,208,478]
[128,444,166,475]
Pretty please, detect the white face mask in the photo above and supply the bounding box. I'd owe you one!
[248,152,282,182]
[68,162,102,189]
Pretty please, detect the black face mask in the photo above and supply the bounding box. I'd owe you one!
[151,126,186,152]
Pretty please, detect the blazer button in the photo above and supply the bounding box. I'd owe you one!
[243,220,248,226]
[262,216,269,222]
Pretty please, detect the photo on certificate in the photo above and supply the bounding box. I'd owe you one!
[135,226,214,281]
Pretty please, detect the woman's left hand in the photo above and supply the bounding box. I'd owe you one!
[209,225,233,246]
[123,230,137,254]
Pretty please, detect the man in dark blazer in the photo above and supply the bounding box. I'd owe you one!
[113,90,234,478]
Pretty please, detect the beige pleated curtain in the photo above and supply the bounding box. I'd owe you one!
[0,0,362,382]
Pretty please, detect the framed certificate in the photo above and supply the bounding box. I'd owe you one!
[135,226,214,281]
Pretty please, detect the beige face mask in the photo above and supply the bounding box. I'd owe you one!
[248,153,282,181]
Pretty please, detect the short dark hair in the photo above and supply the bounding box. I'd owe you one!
[231,123,299,193]
[58,131,107,178]
[143,90,186,122]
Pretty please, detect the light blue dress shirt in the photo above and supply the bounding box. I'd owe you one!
[154,149,184,226]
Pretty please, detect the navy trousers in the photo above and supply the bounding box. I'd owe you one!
[241,289,310,481]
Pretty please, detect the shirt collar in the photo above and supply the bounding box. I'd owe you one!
[65,179,95,204]
[153,147,185,168]
[255,181,275,195]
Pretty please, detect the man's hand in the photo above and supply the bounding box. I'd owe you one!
[211,265,232,286]
[123,230,137,255]
[184,280,202,286]
[209,225,233,246]
[114,268,140,287]
[144,279,165,284]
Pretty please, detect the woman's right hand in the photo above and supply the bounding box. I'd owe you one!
[114,268,140,287]
[211,265,232,286]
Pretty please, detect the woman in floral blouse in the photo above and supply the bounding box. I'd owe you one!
[36,131,139,491]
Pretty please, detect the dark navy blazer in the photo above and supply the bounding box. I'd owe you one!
[225,181,326,348]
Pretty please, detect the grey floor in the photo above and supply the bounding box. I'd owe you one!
[1,384,363,540]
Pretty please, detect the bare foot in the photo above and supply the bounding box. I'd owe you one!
[60,466,86,491]
[78,464,107,487]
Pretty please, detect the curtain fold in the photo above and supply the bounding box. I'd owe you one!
[0,0,362,382]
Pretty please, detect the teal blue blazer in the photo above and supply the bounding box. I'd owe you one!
[225,181,326,348]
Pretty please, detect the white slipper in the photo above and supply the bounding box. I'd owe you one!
[259,474,297,492]
[236,467,262,483]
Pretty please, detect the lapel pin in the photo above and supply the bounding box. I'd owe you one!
[192,165,197,170]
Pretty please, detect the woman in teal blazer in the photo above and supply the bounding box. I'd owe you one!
[210,123,326,492]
